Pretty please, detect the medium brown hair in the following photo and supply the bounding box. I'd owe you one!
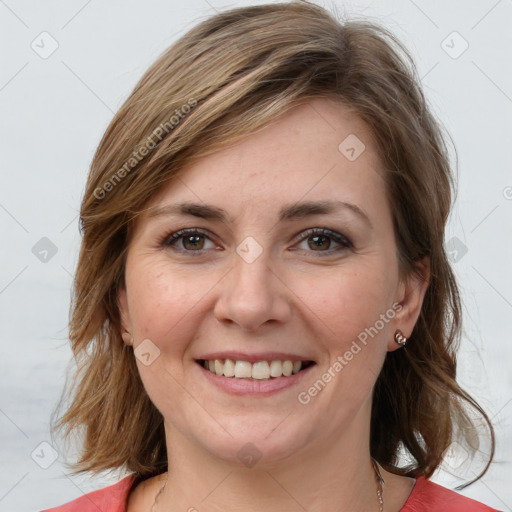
[51,0,495,487]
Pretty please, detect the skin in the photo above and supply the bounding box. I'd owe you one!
[119,97,430,512]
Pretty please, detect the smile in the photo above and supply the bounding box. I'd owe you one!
[195,358,317,396]
[199,358,316,380]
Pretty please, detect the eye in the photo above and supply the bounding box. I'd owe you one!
[163,228,218,254]
[292,228,352,255]
[162,227,352,256]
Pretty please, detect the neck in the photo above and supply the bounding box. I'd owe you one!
[155,405,382,511]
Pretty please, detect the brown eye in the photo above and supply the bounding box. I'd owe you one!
[182,234,205,250]
[163,228,216,254]
[294,228,352,255]
[307,234,332,251]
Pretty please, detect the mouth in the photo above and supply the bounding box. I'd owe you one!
[195,358,316,380]
[195,357,317,396]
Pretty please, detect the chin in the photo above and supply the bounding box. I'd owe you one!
[194,419,314,470]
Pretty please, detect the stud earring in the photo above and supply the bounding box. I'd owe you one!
[121,331,134,345]
[394,329,408,347]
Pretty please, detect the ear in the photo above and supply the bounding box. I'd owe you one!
[117,283,133,346]
[387,257,430,351]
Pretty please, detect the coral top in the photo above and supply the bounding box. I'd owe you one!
[41,474,500,511]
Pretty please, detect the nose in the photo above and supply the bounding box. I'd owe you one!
[213,247,292,332]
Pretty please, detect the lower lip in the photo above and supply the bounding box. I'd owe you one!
[196,361,316,396]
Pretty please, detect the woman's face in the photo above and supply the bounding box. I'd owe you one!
[118,97,428,468]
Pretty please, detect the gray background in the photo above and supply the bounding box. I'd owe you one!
[0,0,511,511]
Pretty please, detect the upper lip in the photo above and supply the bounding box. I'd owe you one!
[196,351,316,364]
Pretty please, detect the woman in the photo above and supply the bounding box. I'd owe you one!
[42,1,497,510]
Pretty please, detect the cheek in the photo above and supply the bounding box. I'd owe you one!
[126,260,203,354]
[299,262,396,349]
[302,268,395,410]
[126,261,207,411]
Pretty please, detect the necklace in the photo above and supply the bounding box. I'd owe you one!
[151,458,385,511]
[372,457,385,512]
[150,473,167,512]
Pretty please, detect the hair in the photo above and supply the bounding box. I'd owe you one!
[51,0,494,489]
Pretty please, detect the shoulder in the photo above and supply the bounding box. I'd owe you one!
[41,474,137,512]
[401,476,500,512]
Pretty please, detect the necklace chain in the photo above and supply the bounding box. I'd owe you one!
[150,474,167,512]
[372,457,385,512]
[151,459,384,511]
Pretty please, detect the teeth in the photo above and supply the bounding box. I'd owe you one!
[270,360,282,377]
[252,361,270,379]
[214,359,224,376]
[202,358,308,379]
[223,358,235,377]
[282,360,293,376]
[234,361,252,378]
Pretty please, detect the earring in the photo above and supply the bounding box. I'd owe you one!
[394,329,408,347]
[121,331,134,345]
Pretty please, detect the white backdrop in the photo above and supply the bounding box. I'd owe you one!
[0,1,511,511]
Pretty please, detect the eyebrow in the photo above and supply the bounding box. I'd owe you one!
[147,200,373,229]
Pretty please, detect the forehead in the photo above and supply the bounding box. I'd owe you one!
[143,97,388,223]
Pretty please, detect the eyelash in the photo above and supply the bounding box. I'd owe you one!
[161,227,352,257]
